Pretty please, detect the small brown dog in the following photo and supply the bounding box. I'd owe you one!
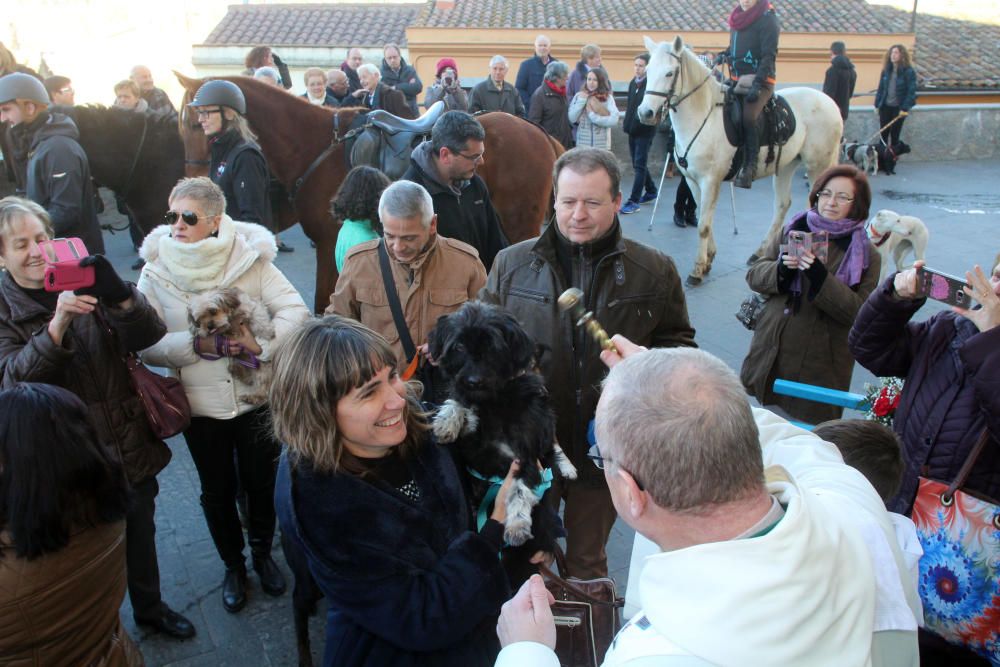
[188,287,275,404]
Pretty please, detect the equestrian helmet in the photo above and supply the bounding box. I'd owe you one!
[0,73,50,105]
[189,80,246,115]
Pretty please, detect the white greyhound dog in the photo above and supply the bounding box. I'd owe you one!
[637,36,844,285]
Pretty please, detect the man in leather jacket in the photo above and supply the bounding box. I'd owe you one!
[479,147,696,578]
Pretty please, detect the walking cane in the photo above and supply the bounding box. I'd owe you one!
[729,182,739,236]
[647,152,674,232]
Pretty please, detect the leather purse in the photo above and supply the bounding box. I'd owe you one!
[96,309,191,439]
[539,547,624,667]
[735,292,768,330]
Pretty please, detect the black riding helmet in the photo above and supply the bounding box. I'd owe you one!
[188,79,246,115]
[0,72,50,105]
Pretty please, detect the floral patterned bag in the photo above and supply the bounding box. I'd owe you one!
[911,430,1000,665]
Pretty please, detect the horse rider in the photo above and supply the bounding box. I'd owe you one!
[723,0,780,189]
[188,80,292,252]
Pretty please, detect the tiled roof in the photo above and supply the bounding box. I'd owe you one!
[201,3,422,48]
[413,0,896,33]
[868,6,1000,89]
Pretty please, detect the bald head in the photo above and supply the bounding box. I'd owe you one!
[347,48,363,69]
[534,35,552,59]
[328,69,349,95]
[130,65,154,92]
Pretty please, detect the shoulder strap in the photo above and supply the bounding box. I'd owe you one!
[377,239,416,362]
[944,428,993,500]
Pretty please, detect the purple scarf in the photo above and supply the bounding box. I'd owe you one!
[784,210,870,293]
[729,0,771,31]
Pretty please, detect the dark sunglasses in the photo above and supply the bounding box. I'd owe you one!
[164,210,210,225]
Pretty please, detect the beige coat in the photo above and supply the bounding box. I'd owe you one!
[328,235,486,368]
[0,521,143,666]
[137,217,310,419]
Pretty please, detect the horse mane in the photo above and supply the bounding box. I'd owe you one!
[61,105,182,161]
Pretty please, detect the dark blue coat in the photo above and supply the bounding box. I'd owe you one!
[300,91,341,108]
[849,276,1000,514]
[515,55,558,111]
[274,440,510,667]
[875,65,917,111]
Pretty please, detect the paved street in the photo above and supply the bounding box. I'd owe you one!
[42,156,1000,665]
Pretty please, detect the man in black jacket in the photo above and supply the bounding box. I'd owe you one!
[403,111,507,271]
[0,73,105,254]
[480,147,696,578]
[822,41,856,121]
[380,44,422,118]
[620,53,658,215]
[515,35,557,111]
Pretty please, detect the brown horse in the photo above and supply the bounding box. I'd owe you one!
[175,73,561,312]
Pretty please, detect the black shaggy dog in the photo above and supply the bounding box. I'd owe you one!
[428,301,576,583]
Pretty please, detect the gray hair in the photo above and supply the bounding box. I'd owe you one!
[544,61,569,82]
[0,196,52,253]
[430,110,485,154]
[377,181,434,228]
[489,55,508,68]
[168,177,226,218]
[357,63,380,79]
[597,348,764,515]
[253,66,280,85]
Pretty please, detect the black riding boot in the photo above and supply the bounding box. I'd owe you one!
[734,132,759,189]
[248,506,286,597]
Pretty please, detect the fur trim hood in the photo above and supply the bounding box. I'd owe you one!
[139,216,277,292]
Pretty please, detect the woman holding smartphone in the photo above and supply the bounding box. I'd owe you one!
[740,165,881,424]
[0,196,195,639]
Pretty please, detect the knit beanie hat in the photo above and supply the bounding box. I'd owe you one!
[436,57,459,78]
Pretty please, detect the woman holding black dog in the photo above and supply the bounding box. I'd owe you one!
[741,165,881,424]
[0,196,196,639]
[137,177,309,614]
[271,316,514,667]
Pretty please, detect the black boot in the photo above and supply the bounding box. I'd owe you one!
[250,536,286,597]
[733,132,758,189]
[222,564,247,613]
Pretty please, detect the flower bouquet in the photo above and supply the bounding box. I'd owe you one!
[864,377,904,427]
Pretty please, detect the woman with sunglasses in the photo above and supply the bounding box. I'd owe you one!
[0,196,196,639]
[136,176,309,614]
[740,165,881,424]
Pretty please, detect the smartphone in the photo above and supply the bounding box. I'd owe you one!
[916,267,970,307]
[39,238,95,292]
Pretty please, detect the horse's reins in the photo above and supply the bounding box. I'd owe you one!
[288,111,368,204]
[645,50,723,169]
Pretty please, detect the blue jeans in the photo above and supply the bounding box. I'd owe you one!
[627,134,657,204]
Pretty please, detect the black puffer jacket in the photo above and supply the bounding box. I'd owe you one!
[849,277,1000,514]
[380,56,423,117]
[479,222,696,481]
[209,128,273,230]
[0,273,171,484]
[10,111,105,254]
[728,8,780,85]
[823,55,857,120]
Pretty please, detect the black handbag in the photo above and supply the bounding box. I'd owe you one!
[735,292,767,330]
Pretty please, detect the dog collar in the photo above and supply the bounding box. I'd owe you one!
[468,466,554,538]
[869,226,893,247]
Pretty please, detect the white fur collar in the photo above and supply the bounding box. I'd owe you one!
[140,216,277,292]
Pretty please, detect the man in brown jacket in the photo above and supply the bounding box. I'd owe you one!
[480,147,696,578]
[328,180,486,380]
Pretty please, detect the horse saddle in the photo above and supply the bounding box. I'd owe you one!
[722,91,796,151]
[349,101,446,180]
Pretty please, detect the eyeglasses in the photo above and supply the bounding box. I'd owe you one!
[195,108,223,119]
[164,210,211,225]
[454,150,485,163]
[587,443,645,491]
[57,87,74,95]
[816,190,854,204]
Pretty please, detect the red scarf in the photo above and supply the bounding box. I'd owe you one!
[590,90,609,102]
[545,80,566,96]
[729,0,771,31]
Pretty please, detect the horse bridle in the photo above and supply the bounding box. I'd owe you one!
[644,50,722,169]
[179,103,211,171]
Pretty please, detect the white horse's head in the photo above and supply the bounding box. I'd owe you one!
[637,35,697,125]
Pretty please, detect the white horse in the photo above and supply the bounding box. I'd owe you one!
[638,35,843,285]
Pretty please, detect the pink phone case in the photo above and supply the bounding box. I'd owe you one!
[40,238,95,292]
[916,267,969,307]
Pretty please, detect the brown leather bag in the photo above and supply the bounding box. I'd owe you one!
[96,310,191,439]
[539,547,624,667]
